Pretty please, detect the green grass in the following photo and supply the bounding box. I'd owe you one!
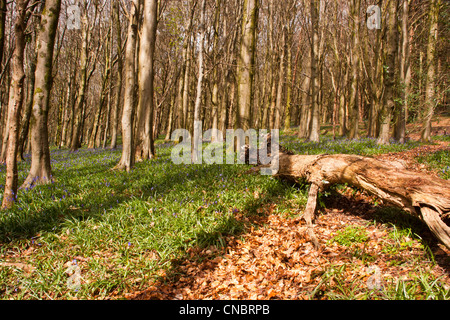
[329,226,370,247]
[0,135,446,299]
[280,134,424,156]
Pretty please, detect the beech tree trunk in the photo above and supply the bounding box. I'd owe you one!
[21,0,61,189]
[378,0,398,145]
[88,31,111,149]
[70,11,90,152]
[115,0,139,171]
[236,0,258,131]
[2,0,29,209]
[307,0,320,143]
[18,51,36,160]
[192,0,206,164]
[0,0,5,74]
[273,152,450,249]
[110,0,123,149]
[347,0,360,140]
[421,0,441,142]
[135,0,158,161]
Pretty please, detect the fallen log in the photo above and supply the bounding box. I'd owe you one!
[271,152,450,249]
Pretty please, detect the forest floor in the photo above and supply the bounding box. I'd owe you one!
[0,120,449,300]
[131,133,450,300]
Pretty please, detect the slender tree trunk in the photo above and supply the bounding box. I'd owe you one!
[421,0,441,142]
[274,27,286,130]
[347,0,360,140]
[395,0,410,143]
[298,49,311,139]
[164,87,176,141]
[307,0,320,142]
[236,0,258,131]
[88,32,111,149]
[18,52,37,160]
[182,34,193,130]
[110,0,123,149]
[70,13,89,152]
[284,26,293,131]
[378,0,399,145]
[59,69,75,148]
[115,0,139,171]
[211,0,221,142]
[135,0,158,161]
[192,0,206,163]
[2,0,29,209]
[0,0,6,75]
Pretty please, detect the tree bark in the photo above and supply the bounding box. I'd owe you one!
[421,0,441,142]
[394,0,410,143]
[210,0,221,142]
[18,51,37,160]
[236,0,258,131]
[347,0,360,140]
[192,0,206,164]
[0,0,6,76]
[273,152,450,249]
[135,0,158,161]
[115,0,139,171]
[70,10,90,152]
[110,0,123,149]
[274,27,286,130]
[88,30,111,149]
[21,0,61,189]
[378,0,398,145]
[307,0,320,142]
[2,0,29,209]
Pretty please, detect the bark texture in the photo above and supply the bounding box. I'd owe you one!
[21,0,61,189]
[2,0,29,209]
[115,0,139,171]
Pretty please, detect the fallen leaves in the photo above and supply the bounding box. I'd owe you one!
[131,199,450,300]
[0,262,35,276]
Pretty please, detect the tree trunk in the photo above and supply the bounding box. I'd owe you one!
[0,0,6,76]
[273,152,450,250]
[394,0,410,143]
[307,0,320,142]
[236,0,258,131]
[274,27,286,130]
[421,0,441,142]
[21,0,61,189]
[88,31,111,149]
[210,0,221,142]
[110,0,123,149]
[18,52,37,160]
[115,0,139,171]
[284,26,293,131]
[2,0,29,209]
[378,0,398,145]
[192,0,206,164]
[70,12,89,152]
[135,0,158,161]
[347,0,360,140]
